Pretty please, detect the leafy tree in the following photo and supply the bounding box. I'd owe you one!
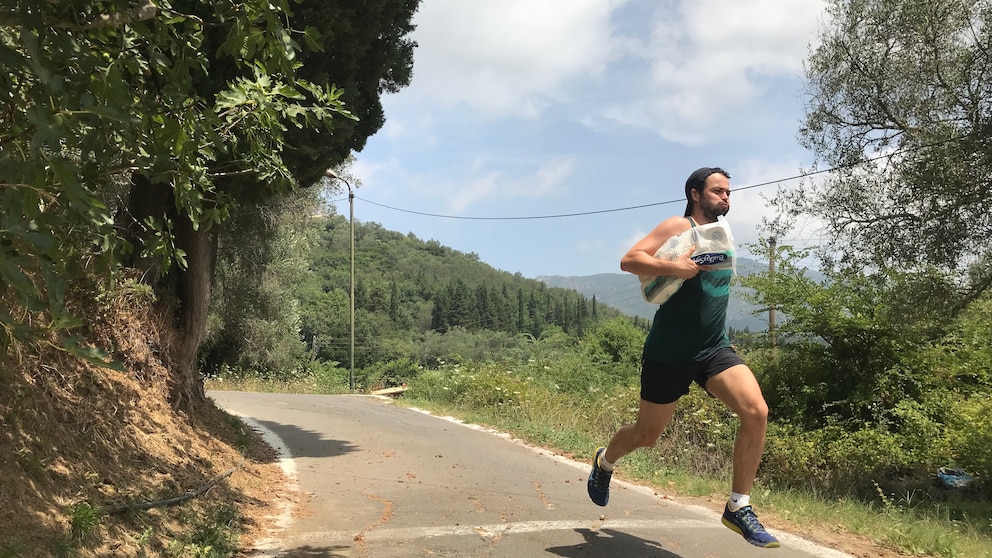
[783,0,992,311]
[0,1,419,407]
[277,1,419,186]
[756,2,992,489]
[201,187,321,378]
[743,242,934,427]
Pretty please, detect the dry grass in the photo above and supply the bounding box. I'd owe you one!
[0,287,288,557]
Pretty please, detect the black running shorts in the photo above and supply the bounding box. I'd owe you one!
[639,346,745,404]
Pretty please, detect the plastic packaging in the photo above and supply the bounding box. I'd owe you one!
[639,216,736,304]
[937,467,973,489]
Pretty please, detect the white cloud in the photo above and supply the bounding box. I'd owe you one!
[395,1,827,142]
[448,170,502,214]
[605,0,827,144]
[531,157,575,196]
[407,0,629,116]
[447,156,576,214]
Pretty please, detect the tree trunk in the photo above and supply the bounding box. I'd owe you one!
[119,176,216,410]
[171,217,216,409]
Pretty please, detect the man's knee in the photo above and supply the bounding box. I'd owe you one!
[630,423,664,448]
[738,397,768,425]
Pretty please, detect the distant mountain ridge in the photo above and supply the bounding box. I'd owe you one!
[536,257,770,332]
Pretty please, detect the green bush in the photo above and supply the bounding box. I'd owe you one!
[583,317,645,368]
[648,388,738,476]
[763,421,948,498]
[946,395,992,497]
[363,358,420,390]
[761,423,827,487]
[307,360,350,393]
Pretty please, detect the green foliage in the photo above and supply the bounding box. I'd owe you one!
[673,391,740,474]
[582,317,645,368]
[922,294,992,395]
[411,363,527,414]
[362,357,419,390]
[915,294,992,496]
[742,240,992,502]
[201,188,319,377]
[792,0,992,303]
[168,504,239,558]
[417,329,537,368]
[0,0,353,365]
[67,502,101,543]
[743,250,937,429]
[946,396,992,497]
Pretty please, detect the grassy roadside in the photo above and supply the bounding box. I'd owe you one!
[208,371,992,558]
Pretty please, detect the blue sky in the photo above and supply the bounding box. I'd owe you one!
[343,0,829,279]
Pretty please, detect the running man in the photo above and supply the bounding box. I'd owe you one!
[587,167,779,548]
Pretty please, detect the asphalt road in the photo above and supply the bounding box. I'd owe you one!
[209,391,851,558]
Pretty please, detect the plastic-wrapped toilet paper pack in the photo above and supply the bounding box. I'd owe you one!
[639,216,736,305]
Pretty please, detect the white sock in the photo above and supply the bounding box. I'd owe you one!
[598,453,615,472]
[729,492,750,511]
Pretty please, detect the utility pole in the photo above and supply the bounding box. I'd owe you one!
[325,169,355,392]
[768,236,777,348]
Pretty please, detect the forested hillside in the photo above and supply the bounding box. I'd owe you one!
[202,204,645,388]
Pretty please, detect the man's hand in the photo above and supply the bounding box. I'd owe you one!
[670,246,712,279]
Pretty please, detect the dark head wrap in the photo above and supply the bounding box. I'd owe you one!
[683,167,730,217]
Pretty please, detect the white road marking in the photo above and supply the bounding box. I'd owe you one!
[287,517,712,544]
[226,413,299,557]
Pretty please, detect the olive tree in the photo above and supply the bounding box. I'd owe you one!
[779,0,992,315]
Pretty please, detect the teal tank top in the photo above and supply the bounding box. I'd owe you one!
[641,219,732,363]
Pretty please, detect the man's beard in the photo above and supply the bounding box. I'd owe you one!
[700,200,729,222]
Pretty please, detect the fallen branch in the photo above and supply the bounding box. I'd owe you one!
[103,465,238,515]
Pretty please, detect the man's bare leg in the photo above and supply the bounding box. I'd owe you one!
[705,364,780,547]
[705,364,768,494]
[603,398,678,465]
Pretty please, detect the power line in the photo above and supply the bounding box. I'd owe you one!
[357,196,682,220]
[350,132,974,221]
[350,171,803,221]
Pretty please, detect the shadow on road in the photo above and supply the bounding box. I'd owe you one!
[547,528,682,557]
[253,418,361,459]
[277,544,350,557]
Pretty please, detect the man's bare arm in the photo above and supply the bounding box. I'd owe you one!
[620,216,708,279]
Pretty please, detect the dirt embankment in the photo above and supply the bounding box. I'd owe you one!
[0,291,286,556]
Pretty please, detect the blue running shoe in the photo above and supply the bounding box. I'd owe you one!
[587,447,612,506]
[722,504,780,548]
